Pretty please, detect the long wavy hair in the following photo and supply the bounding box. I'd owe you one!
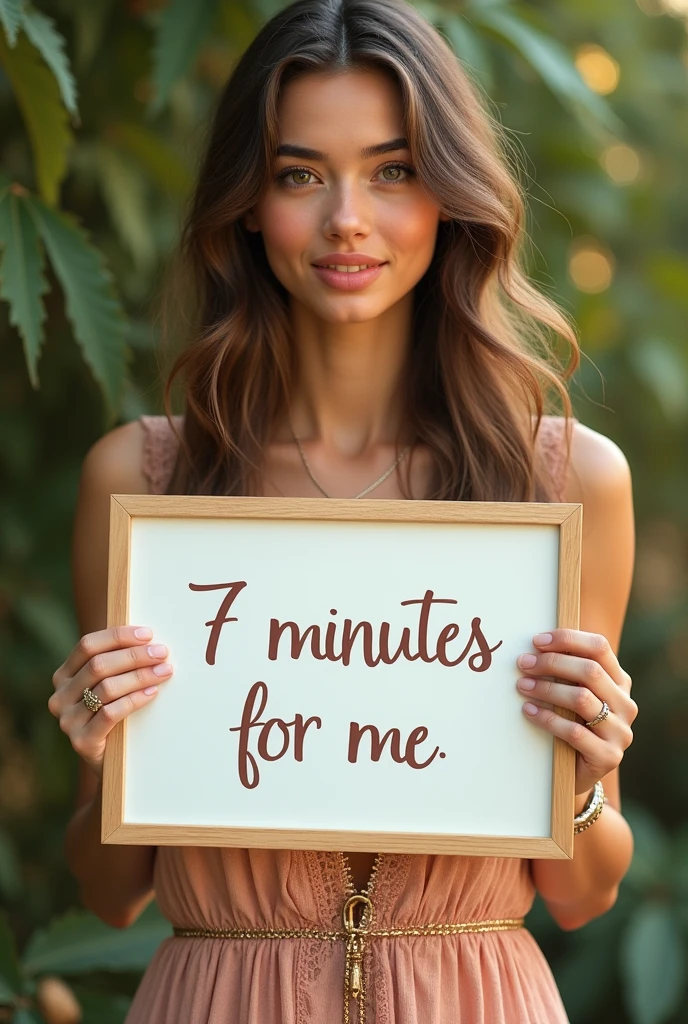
[159,0,579,500]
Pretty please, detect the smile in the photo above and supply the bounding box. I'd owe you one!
[323,265,372,272]
[311,263,387,291]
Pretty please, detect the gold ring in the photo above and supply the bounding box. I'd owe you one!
[82,687,103,713]
[585,700,610,728]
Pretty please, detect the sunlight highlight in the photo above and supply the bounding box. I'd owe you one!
[568,239,615,293]
[575,44,621,94]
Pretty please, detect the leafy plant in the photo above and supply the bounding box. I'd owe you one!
[1,2,687,1023]
[0,902,171,1023]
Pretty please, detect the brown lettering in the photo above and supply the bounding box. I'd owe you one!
[189,580,247,666]
[400,590,458,662]
[436,623,461,666]
[404,726,441,768]
[229,680,267,789]
[466,616,503,672]
[348,723,403,763]
[378,621,417,664]
[268,620,326,661]
[348,721,443,768]
[341,620,381,667]
[229,683,322,789]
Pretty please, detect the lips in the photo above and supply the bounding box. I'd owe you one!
[311,253,386,268]
[311,263,386,291]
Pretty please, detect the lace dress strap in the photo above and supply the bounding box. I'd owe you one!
[139,414,183,495]
[138,413,576,499]
[536,414,577,501]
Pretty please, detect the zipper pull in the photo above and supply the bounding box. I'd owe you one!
[350,939,363,999]
[343,894,373,1024]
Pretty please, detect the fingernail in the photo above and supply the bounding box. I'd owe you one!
[518,653,537,669]
[523,702,539,716]
[144,685,158,695]
[152,663,173,677]
[533,633,553,646]
[134,627,153,640]
[147,644,168,659]
[518,677,536,690]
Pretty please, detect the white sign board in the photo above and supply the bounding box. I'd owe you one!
[103,497,581,859]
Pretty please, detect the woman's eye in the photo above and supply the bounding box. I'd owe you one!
[281,169,314,186]
[379,163,414,184]
[380,165,405,182]
[277,162,414,188]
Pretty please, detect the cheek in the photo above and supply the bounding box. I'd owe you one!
[383,199,440,262]
[255,195,313,262]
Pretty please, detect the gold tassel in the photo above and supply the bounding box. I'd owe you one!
[343,894,373,1024]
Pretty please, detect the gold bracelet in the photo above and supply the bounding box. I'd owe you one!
[573,780,606,834]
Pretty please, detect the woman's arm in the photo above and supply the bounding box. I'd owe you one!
[527,422,636,930]
[61,422,160,928]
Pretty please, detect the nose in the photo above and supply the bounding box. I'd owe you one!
[322,180,371,242]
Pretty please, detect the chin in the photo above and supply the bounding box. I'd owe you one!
[315,296,395,325]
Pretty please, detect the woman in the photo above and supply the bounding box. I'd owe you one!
[48,0,637,1020]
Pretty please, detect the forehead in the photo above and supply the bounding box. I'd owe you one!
[276,69,405,152]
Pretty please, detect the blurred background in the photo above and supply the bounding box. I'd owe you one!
[1,0,687,1021]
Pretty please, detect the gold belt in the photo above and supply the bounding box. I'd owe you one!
[173,894,524,1024]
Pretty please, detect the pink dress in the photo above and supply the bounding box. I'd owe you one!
[124,414,572,1024]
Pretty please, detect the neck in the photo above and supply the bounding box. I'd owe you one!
[285,293,413,457]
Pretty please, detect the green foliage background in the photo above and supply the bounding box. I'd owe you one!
[1,0,687,1021]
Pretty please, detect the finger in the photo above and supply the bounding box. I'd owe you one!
[68,686,164,763]
[517,650,638,724]
[522,702,626,775]
[531,629,631,693]
[516,679,633,750]
[65,642,171,707]
[63,660,174,731]
[54,625,155,688]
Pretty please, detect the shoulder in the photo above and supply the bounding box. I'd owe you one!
[80,419,150,495]
[80,414,183,497]
[85,414,184,497]
[561,420,632,507]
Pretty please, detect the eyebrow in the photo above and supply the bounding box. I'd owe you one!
[275,137,409,161]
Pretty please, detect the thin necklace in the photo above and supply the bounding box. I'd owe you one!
[290,428,411,499]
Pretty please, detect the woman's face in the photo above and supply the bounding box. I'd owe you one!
[244,68,448,325]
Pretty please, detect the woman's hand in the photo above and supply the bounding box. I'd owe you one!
[48,626,174,779]
[515,629,638,797]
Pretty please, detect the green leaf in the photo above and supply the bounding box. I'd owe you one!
[0,26,73,205]
[444,15,494,89]
[622,800,672,891]
[148,0,219,117]
[629,338,688,424]
[0,911,21,999]
[468,5,622,137]
[95,143,156,272]
[549,903,625,1020]
[0,188,49,386]
[620,903,687,1024]
[105,122,190,196]
[26,197,129,412]
[217,0,258,54]
[0,828,22,902]
[14,590,77,658]
[0,0,22,47]
[13,1010,43,1024]
[21,6,79,120]
[23,903,173,976]
[71,985,131,1024]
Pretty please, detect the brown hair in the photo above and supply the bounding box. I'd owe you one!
[160,0,579,500]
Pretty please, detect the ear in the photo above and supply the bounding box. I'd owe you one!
[243,209,261,233]
[439,211,451,223]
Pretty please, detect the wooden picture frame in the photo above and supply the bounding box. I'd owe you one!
[103,496,581,859]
